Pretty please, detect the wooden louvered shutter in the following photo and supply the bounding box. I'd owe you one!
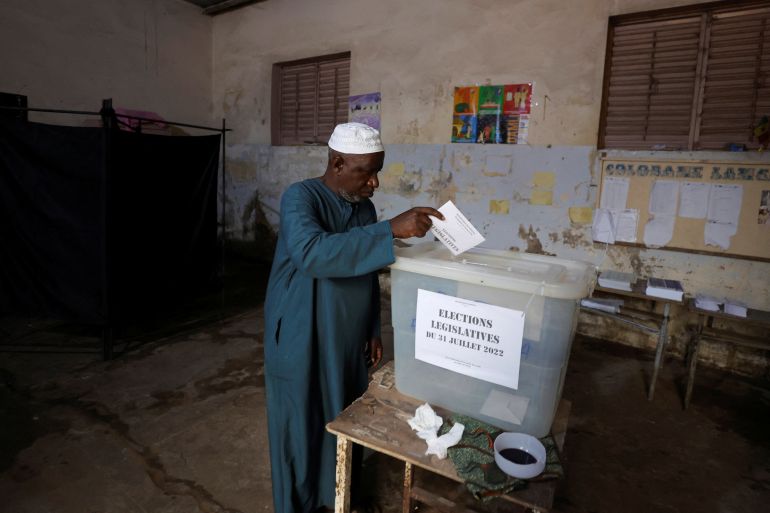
[601,16,703,150]
[272,53,350,145]
[279,62,317,145]
[316,58,350,141]
[600,1,770,151]
[695,6,770,149]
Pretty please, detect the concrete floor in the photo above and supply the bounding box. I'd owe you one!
[1,262,769,513]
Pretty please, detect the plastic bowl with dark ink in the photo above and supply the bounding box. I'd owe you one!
[493,432,546,479]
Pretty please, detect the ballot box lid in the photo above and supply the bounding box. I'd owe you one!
[390,242,593,300]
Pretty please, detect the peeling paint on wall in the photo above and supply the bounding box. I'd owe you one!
[227,159,257,182]
[531,171,555,188]
[395,119,420,143]
[452,151,473,171]
[223,142,770,314]
[511,191,527,204]
[240,190,277,259]
[568,206,593,224]
[379,162,422,197]
[530,190,553,205]
[489,200,510,215]
[484,156,511,177]
[427,172,457,205]
[561,228,591,249]
[518,224,556,256]
[385,162,405,177]
[530,171,555,206]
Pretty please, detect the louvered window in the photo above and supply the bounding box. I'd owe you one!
[271,52,350,146]
[599,1,770,150]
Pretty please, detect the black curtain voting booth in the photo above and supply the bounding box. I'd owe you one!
[111,128,221,318]
[0,120,107,323]
[0,109,223,357]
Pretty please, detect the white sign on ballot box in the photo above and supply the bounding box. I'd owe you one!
[414,289,524,389]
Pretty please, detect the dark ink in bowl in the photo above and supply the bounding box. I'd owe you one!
[499,447,537,465]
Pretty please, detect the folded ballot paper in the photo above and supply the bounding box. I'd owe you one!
[429,201,485,256]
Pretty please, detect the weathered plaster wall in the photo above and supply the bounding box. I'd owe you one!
[224,142,770,376]
[214,0,714,146]
[0,0,212,126]
[226,143,770,304]
[213,0,770,374]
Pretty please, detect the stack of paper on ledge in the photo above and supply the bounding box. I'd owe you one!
[645,278,684,301]
[724,300,747,318]
[581,298,624,313]
[695,294,722,312]
[598,270,636,291]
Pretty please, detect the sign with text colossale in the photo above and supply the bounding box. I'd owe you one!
[415,289,524,389]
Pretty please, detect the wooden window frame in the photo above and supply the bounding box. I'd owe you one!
[271,52,350,146]
[599,0,770,150]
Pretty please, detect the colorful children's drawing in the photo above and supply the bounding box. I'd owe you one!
[450,83,531,144]
[478,85,503,114]
[453,86,479,115]
[349,92,381,130]
[476,86,503,143]
[501,114,520,144]
[477,114,501,144]
[452,114,477,143]
[503,83,532,115]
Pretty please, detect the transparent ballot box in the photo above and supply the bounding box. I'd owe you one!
[389,242,593,437]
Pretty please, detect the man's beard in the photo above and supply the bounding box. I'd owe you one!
[339,189,363,203]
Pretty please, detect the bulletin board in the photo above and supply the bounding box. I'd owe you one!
[596,158,770,262]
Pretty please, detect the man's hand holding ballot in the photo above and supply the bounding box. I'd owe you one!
[428,200,486,255]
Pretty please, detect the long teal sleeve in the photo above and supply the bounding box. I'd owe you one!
[280,182,394,278]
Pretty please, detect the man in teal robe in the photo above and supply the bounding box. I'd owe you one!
[263,123,441,513]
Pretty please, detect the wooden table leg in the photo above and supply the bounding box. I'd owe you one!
[402,462,414,513]
[335,435,352,513]
[684,315,706,410]
[648,302,671,400]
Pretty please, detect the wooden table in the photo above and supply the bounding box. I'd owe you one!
[685,302,770,409]
[327,361,569,513]
[582,279,684,400]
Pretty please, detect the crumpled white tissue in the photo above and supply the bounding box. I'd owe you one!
[407,403,464,459]
[407,403,443,438]
[425,422,465,459]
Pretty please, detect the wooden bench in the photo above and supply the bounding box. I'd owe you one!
[685,302,770,409]
[581,279,685,400]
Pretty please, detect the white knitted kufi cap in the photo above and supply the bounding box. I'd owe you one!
[327,122,384,154]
